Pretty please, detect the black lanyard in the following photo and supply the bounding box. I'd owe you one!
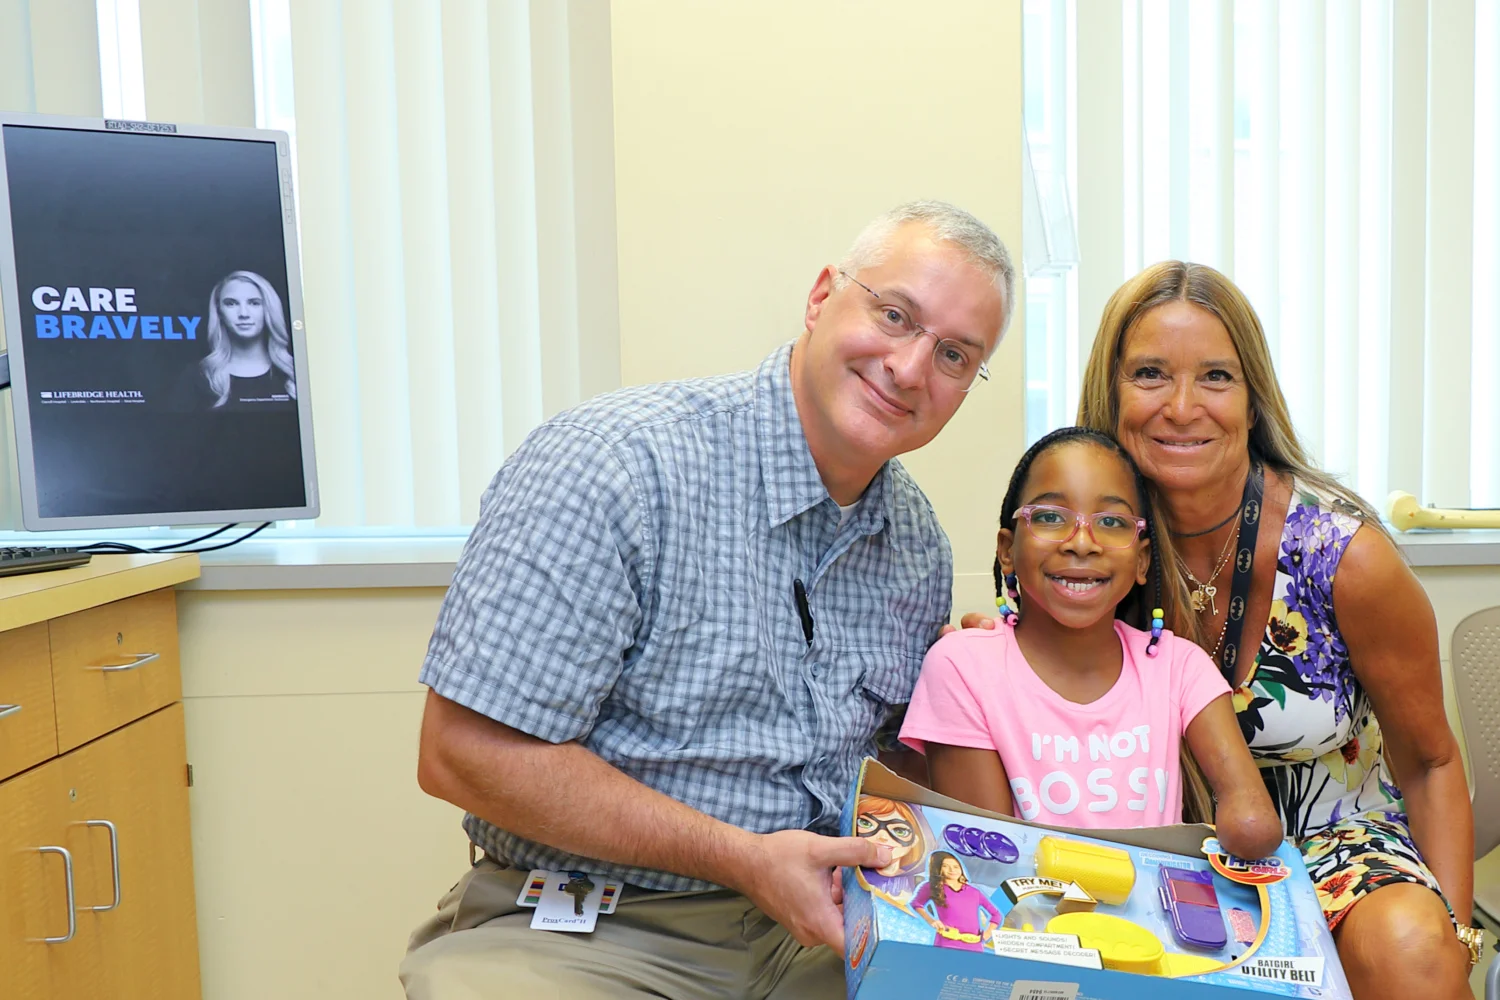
[1217,462,1265,684]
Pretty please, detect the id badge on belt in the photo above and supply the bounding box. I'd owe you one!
[515,869,622,933]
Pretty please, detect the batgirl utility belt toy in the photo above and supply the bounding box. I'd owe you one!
[840,758,1351,1000]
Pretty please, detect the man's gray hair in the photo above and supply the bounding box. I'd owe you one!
[835,199,1016,335]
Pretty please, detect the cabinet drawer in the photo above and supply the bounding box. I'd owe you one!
[49,590,181,753]
[0,623,57,780]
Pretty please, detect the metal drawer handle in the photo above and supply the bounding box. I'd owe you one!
[84,819,121,912]
[0,703,20,720]
[36,846,76,943]
[86,651,160,672]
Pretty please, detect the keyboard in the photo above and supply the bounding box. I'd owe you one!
[0,545,92,578]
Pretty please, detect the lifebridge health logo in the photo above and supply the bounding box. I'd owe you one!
[38,389,146,404]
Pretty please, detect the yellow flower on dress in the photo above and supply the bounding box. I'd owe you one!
[1316,861,1371,920]
[1266,600,1309,656]
[1232,684,1255,713]
[1303,838,1338,864]
[1320,717,1381,788]
[1304,824,1374,864]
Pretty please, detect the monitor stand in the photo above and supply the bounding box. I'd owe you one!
[0,350,94,577]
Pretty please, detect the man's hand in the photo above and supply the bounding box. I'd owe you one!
[938,612,1000,637]
[733,830,892,954]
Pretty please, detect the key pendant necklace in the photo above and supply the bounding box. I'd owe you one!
[1185,512,1241,615]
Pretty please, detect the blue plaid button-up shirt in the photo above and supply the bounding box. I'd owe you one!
[419,341,952,891]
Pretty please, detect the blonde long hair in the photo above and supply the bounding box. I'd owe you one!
[1076,260,1385,821]
[201,270,296,408]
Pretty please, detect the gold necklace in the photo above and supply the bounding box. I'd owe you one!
[1207,606,1233,658]
[1185,520,1240,615]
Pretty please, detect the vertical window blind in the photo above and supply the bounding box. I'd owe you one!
[1024,0,1499,513]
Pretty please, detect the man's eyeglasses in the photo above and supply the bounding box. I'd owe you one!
[839,270,990,390]
[1013,504,1147,549]
[856,813,917,846]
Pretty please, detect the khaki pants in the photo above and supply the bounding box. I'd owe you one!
[399,859,844,1000]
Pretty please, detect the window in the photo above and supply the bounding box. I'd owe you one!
[1023,0,1500,512]
[81,0,620,537]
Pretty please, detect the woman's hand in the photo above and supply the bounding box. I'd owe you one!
[1185,694,1283,860]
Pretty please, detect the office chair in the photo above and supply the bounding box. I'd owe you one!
[1452,606,1500,1000]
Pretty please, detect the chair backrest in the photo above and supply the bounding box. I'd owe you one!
[1453,606,1500,859]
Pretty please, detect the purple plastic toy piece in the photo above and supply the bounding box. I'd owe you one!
[1157,867,1228,950]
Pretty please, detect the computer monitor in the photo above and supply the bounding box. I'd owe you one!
[0,112,319,531]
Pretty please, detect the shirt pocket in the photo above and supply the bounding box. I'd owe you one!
[836,647,923,754]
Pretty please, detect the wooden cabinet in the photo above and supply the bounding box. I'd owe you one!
[0,624,57,779]
[0,746,85,999]
[50,590,182,754]
[0,555,201,1000]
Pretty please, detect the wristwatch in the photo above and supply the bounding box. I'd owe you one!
[1455,922,1485,969]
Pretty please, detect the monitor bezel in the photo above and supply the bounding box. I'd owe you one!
[0,111,320,530]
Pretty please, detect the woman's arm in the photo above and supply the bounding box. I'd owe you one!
[1334,528,1473,923]
[926,743,1014,815]
[910,882,942,929]
[1185,694,1284,859]
[980,892,1003,945]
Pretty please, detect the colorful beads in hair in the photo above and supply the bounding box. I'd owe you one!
[995,573,1020,626]
[1147,607,1165,657]
[996,575,1020,620]
[1145,515,1165,657]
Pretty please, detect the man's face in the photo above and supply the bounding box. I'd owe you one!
[795,224,1005,468]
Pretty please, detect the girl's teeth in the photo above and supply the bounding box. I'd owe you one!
[1051,577,1104,592]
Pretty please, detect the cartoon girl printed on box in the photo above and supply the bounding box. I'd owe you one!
[911,851,1002,952]
[854,796,931,903]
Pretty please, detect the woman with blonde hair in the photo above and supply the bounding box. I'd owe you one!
[1074,261,1476,998]
[180,269,296,409]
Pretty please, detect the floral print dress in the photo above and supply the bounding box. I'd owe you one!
[1232,486,1449,930]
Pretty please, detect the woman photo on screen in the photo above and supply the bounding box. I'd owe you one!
[175,269,296,410]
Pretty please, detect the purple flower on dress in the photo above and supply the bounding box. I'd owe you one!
[1277,504,1360,721]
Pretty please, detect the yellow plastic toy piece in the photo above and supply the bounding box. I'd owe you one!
[1046,912,1165,975]
[1035,836,1137,905]
[1158,952,1228,978]
[936,926,983,944]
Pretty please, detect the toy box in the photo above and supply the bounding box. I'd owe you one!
[841,758,1351,1000]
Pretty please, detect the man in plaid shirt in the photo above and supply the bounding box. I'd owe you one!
[403,201,1014,999]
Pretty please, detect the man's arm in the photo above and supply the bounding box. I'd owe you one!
[417,690,892,952]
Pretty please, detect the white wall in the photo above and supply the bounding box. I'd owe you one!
[179,588,464,1000]
[611,0,1026,618]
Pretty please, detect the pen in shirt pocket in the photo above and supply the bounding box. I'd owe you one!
[793,577,814,645]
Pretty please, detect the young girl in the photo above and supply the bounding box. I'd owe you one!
[899,427,1280,860]
[910,852,1002,952]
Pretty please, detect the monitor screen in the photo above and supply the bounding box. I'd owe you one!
[0,114,318,529]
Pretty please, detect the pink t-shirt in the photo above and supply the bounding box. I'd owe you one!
[899,621,1229,828]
